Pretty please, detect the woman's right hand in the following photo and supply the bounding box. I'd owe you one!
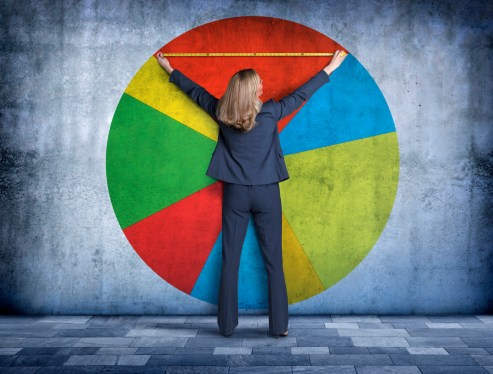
[323,50,348,76]
[156,52,174,75]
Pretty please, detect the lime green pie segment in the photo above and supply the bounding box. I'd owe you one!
[280,132,400,288]
[107,93,217,229]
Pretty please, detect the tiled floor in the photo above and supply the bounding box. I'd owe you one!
[0,314,492,373]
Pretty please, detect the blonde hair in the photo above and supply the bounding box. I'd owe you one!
[216,69,262,133]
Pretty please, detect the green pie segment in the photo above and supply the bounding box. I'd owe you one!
[280,132,399,288]
[107,93,217,229]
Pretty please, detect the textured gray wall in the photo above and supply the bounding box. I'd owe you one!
[1,0,492,315]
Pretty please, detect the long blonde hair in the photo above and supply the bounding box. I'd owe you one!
[216,69,262,133]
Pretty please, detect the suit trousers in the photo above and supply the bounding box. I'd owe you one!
[217,181,289,336]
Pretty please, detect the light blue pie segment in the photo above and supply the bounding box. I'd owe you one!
[280,54,396,155]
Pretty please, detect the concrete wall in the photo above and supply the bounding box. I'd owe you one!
[1,0,491,315]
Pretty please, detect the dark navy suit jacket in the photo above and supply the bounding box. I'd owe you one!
[169,68,330,185]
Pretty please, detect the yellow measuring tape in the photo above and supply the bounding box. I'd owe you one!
[162,52,336,57]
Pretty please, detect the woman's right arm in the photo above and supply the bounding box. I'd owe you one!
[274,50,347,121]
[156,53,219,120]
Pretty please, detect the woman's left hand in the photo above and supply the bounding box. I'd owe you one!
[157,52,174,74]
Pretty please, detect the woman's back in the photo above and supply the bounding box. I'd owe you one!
[167,68,331,185]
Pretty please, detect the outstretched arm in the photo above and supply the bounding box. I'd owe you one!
[274,50,348,121]
[156,52,219,120]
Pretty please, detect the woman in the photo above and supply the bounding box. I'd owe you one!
[157,50,347,337]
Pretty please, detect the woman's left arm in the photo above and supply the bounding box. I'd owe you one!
[156,52,219,119]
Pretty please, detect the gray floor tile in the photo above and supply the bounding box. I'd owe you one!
[461,323,493,329]
[20,338,80,347]
[135,347,176,355]
[251,346,291,355]
[54,347,100,355]
[355,366,421,373]
[289,322,326,329]
[229,366,292,373]
[173,347,214,355]
[0,317,43,324]
[338,328,410,337]
[389,353,480,365]
[16,347,60,355]
[126,329,197,338]
[405,336,468,347]
[185,337,242,347]
[479,329,493,337]
[154,323,193,329]
[36,366,103,373]
[425,322,463,328]
[290,316,333,323]
[427,315,482,323]
[0,348,21,355]
[390,322,431,329]
[52,323,93,330]
[445,347,489,355]
[195,327,266,338]
[297,337,353,347]
[331,316,382,323]
[184,316,218,324]
[101,366,165,373]
[352,337,410,347]
[292,366,356,373]
[471,354,493,365]
[0,355,16,365]
[406,347,448,355]
[164,366,228,373]
[291,346,329,354]
[460,337,493,347]
[406,328,483,337]
[476,316,493,324]
[378,316,431,323]
[74,338,134,348]
[38,316,92,324]
[0,338,25,347]
[87,317,141,324]
[0,367,41,373]
[329,347,370,354]
[310,354,393,366]
[146,354,228,366]
[0,330,58,338]
[284,328,338,337]
[357,323,394,329]
[213,347,252,355]
[241,337,296,347]
[55,329,130,338]
[96,348,137,355]
[2,354,70,366]
[367,347,409,354]
[325,323,359,329]
[64,354,117,365]
[137,316,188,324]
[418,366,489,374]
[227,353,310,366]
[130,337,187,348]
[116,354,150,366]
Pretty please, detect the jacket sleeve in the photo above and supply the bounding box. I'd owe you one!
[273,70,330,121]
[169,69,219,119]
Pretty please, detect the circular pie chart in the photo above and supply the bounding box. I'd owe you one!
[106,16,399,309]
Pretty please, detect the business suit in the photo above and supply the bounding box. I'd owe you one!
[169,68,330,336]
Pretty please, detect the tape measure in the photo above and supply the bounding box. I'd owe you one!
[162,52,337,57]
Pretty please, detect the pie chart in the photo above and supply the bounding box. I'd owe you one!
[106,16,399,308]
